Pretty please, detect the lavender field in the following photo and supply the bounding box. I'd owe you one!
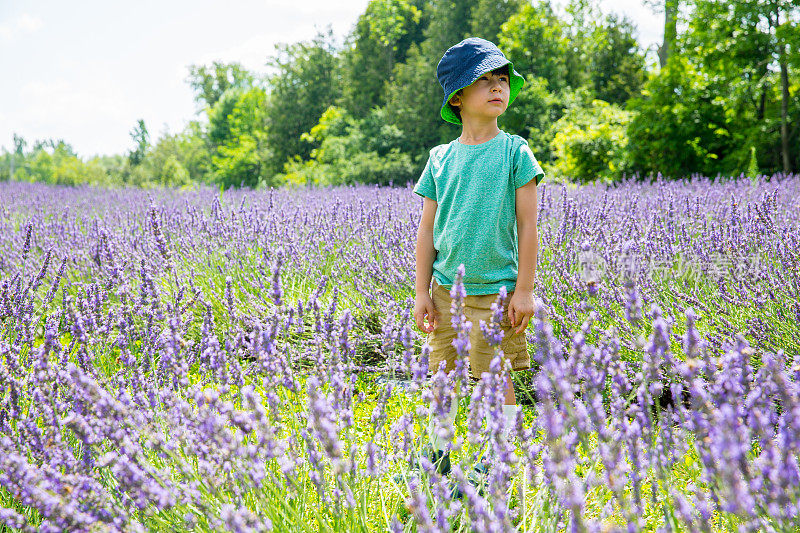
[1,176,799,532]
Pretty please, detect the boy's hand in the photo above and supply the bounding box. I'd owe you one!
[414,293,438,334]
[508,289,535,335]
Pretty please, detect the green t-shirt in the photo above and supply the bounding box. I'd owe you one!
[413,130,544,295]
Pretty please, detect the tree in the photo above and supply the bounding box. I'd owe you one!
[645,0,679,68]
[498,79,563,164]
[772,1,800,172]
[558,0,646,104]
[142,126,211,187]
[380,0,486,164]
[627,0,798,178]
[497,1,575,159]
[187,62,256,111]
[207,87,272,188]
[381,43,448,163]
[549,99,633,182]
[422,0,481,59]
[264,28,341,175]
[4,134,27,181]
[128,119,149,167]
[339,0,426,118]
[499,1,574,93]
[281,106,416,186]
[684,0,799,173]
[498,0,644,165]
[469,0,525,44]
[627,55,730,178]
[11,139,112,187]
[588,14,646,104]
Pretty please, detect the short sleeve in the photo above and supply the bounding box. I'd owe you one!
[413,157,437,200]
[513,141,545,189]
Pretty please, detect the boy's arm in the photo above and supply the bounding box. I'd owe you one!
[414,197,438,332]
[509,179,539,333]
[515,179,539,291]
[415,197,438,293]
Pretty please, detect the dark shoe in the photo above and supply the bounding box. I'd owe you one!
[466,454,490,495]
[448,481,464,500]
[445,455,491,500]
[393,443,451,484]
[412,443,451,476]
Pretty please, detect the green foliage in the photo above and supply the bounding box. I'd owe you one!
[627,55,735,178]
[142,130,209,188]
[498,78,562,164]
[264,29,341,177]
[499,2,574,93]
[628,0,799,178]
[381,43,452,164]
[469,0,525,44]
[159,124,211,183]
[281,106,416,187]
[1,124,213,189]
[587,13,646,104]
[497,2,575,164]
[549,99,633,183]
[7,139,114,187]
[208,87,272,189]
[498,2,569,85]
[187,62,256,110]
[339,0,426,118]
[422,0,481,59]
[498,0,645,169]
[377,0,491,164]
[128,119,150,167]
[746,146,759,178]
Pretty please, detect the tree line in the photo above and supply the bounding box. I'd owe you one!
[2,0,798,188]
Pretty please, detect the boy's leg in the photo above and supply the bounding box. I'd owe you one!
[395,281,459,482]
[467,291,529,442]
[499,310,528,442]
[426,279,460,452]
[429,402,458,451]
[502,380,519,442]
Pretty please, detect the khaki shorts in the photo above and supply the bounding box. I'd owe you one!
[427,279,530,379]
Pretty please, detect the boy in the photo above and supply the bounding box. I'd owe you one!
[412,37,544,476]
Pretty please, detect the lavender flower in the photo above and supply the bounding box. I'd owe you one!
[0,177,798,531]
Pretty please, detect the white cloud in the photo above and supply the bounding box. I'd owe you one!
[0,13,43,41]
[193,33,285,74]
[187,2,361,75]
[22,78,131,124]
[16,13,43,32]
[12,77,137,156]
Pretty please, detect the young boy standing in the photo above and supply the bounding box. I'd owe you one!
[412,37,544,473]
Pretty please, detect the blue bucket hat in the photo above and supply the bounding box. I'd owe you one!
[436,37,525,125]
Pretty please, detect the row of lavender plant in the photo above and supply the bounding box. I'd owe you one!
[2,176,797,358]
[1,176,798,531]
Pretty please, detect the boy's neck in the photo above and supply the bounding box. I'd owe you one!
[458,117,501,145]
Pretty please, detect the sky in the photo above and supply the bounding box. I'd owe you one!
[0,0,663,158]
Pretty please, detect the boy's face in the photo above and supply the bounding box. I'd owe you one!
[449,68,510,123]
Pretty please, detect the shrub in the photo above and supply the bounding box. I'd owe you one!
[548,99,633,183]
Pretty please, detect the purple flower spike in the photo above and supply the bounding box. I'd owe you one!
[623,277,643,326]
[270,248,284,306]
[449,265,472,392]
[480,287,507,347]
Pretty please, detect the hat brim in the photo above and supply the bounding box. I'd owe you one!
[440,59,525,125]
